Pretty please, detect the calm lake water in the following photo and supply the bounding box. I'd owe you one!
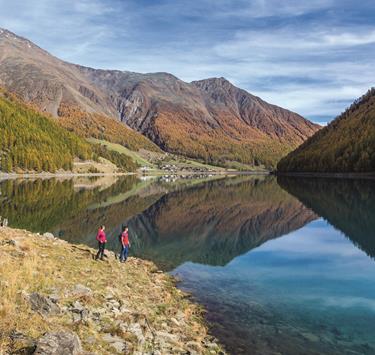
[1,175,375,354]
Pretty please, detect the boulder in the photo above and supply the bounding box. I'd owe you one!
[34,331,82,354]
[102,334,127,353]
[29,292,60,316]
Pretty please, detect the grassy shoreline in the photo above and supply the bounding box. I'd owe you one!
[0,227,224,354]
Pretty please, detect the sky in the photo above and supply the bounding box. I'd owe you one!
[0,0,374,124]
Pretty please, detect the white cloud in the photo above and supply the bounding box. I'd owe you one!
[214,28,375,56]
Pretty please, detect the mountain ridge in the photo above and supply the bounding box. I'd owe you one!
[0,28,320,168]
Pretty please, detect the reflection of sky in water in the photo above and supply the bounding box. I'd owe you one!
[173,219,375,353]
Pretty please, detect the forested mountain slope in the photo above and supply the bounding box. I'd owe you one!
[0,90,138,173]
[0,91,91,172]
[278,88,375,173]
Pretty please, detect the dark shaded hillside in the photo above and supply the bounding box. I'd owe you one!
[278,176,375,258]
[278,89,375,173]
[0,91,91,172]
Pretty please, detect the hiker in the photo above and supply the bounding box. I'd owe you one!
[95,225,107,260]
[120,226,130,263]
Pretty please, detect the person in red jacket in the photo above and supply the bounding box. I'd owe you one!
[120,226,130,263]
[95,225,107,260]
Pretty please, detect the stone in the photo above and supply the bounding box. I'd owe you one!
[128,323,145,344]
[49,293,60,303]
[111,341,126,352]
[85,336,96,345]
[10,331,36,354]
[43,232,55,240]
[102,333,126,352]
[109,300,120,308]
[119,305,131,314]
[110,307,121,316]
[72,301,84,311]
[34,331,82,354]
[69,301,90,323]
[29,292,60,316]
[155,331,180,343]
[301,332,320,342]
[72,312,82,323]
[170,317,180,327]
[186,340,202,352]
[71,284,93,298]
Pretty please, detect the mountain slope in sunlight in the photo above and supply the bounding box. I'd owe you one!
[278,88,375,173]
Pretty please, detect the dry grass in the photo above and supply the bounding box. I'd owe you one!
[0,227,223,354]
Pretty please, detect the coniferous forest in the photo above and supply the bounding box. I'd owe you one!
[277,89,375,173]
[0,91,138,173]
[0,91,92,172]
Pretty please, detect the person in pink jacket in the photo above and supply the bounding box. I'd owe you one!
[95,225,107,260]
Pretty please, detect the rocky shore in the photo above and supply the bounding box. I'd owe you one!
[0,227,224,354]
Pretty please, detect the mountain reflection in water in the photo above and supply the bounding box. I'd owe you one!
[0,175,317,270]
[278,176,375,259]
[1,175,375,354]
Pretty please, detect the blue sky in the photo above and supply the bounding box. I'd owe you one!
[0,0,374,124]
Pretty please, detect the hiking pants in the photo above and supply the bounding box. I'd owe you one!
[96,242,106,260]
[120,245,129,262]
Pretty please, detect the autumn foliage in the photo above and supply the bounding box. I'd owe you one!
[0,91,92,172]
[58,105,161,153]
[155,111,293,169]
[278,88,375,173]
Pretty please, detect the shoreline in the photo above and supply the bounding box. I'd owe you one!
[0,226,224,354]
[275,171,375,179]
[0,169,270,180]
[0,172,136,180]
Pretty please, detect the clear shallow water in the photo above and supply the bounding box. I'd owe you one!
[1,175,375,354]
[172,220,375,354]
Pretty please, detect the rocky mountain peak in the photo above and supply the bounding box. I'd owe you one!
[0,28,321,168]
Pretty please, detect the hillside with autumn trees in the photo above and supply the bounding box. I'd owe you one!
[277,88,375,173]
[57,105,161,153]
[0,91,93,172]
[0,91,138,173]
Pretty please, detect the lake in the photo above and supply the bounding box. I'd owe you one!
[1,174,375,354]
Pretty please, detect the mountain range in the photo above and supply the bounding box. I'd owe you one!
[0,28,320,169]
